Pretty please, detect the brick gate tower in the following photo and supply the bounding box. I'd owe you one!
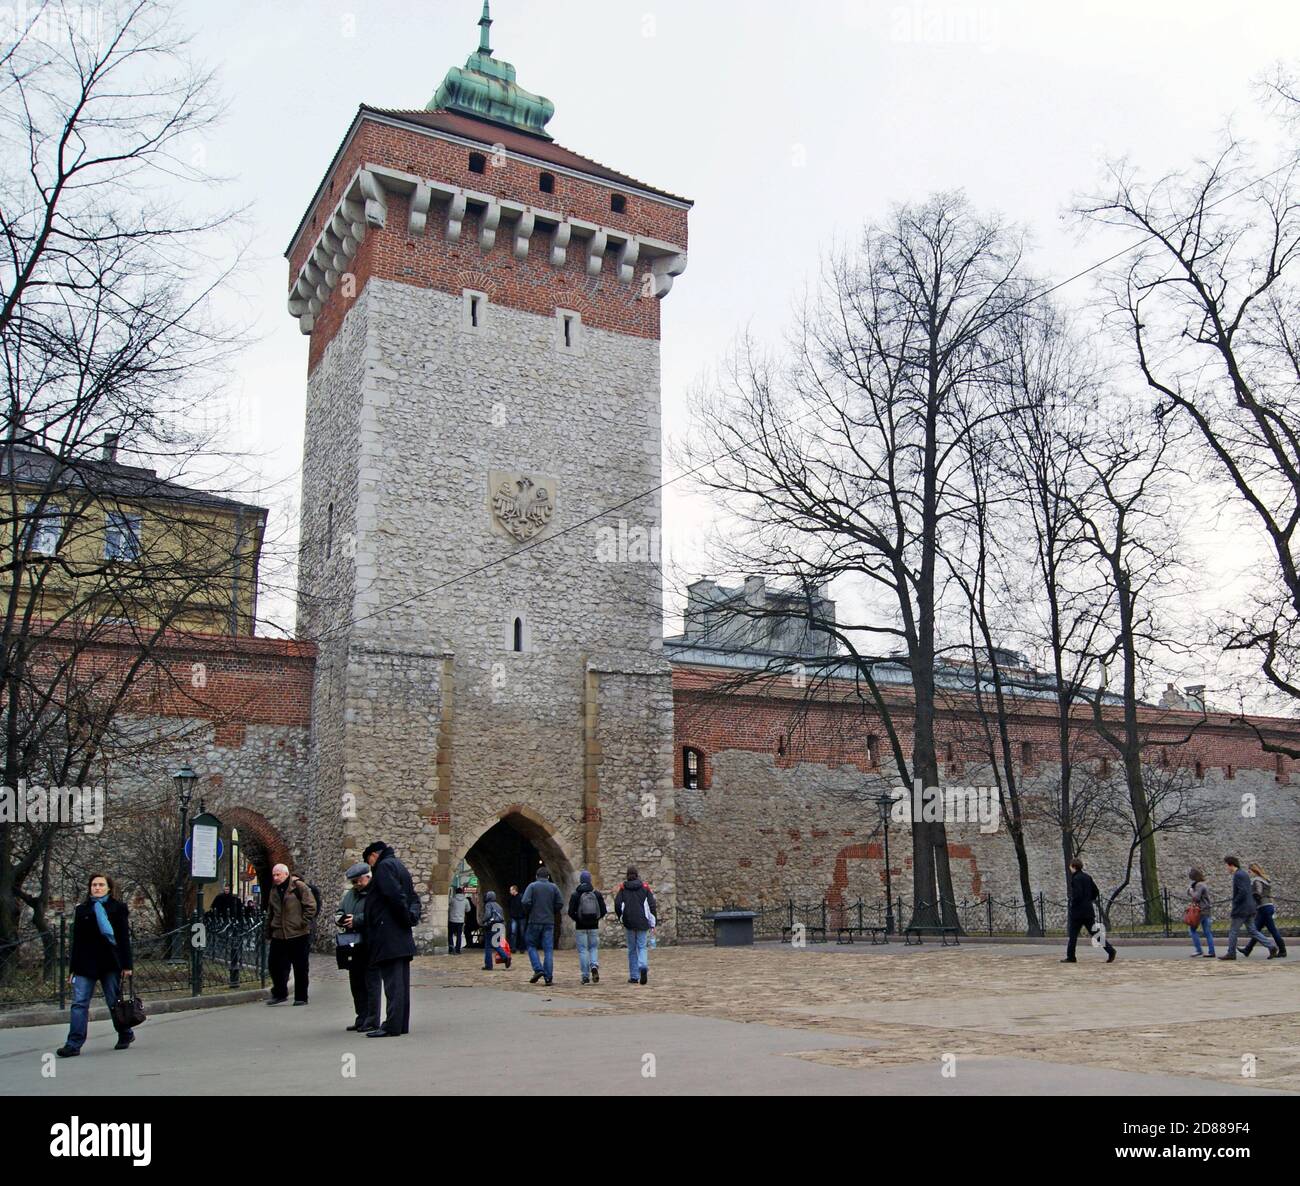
[287,2,690,946]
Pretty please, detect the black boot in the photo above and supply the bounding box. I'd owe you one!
[1105,945,1116,963]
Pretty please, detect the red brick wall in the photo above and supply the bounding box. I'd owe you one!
[290,118,690,370]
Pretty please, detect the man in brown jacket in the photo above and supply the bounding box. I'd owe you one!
[265,863,318,1005]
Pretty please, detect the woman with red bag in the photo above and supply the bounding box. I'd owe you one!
[1185,867,1215,958]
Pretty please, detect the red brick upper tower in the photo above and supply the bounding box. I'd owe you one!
[285,2,691,370]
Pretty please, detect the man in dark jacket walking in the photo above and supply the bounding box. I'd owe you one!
[1220,855,1279,960]
[508,884,525,953]
[567,870,607,984]
[1061,858,1116,964]
[520,867,564,986]
[265,863,318,1004]
[363,841,418,1036]
[615,866,657,985]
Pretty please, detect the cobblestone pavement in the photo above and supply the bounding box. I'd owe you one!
[440,940,1300,1092]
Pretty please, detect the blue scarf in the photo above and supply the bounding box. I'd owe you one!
[91,895,116,943]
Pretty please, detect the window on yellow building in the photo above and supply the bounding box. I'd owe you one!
[105,512,143,562]
[24,502,62,555]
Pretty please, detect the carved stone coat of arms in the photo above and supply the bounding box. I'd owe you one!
[490,471,557,542]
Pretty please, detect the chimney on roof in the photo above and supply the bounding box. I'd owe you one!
[1185,685,1207,714]
[102,434,119,463]
[743,575,765,604]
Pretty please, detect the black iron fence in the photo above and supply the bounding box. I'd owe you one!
[679,892,1300,943]
[0,910,268,1012]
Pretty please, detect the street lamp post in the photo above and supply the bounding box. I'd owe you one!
[171,763,198,958]
[875,792,895,936]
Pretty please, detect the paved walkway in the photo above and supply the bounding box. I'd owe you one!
[0,942,1294,1095]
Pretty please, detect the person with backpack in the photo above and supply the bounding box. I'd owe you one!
[520,866,564,986]
[56,873,136,1057]
[567,870,607,984]
[481,890,511,971]
[1185,867,1215,958]
[363,840,419,1036]
[615,866,657,985]
[448,885,471,955]
[1241,864,1287,958]
[265,863,318,1005]
[1221,856,1279,959]
[1060,857,1116,964]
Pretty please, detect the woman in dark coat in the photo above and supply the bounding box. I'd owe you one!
[56,873,136,1057]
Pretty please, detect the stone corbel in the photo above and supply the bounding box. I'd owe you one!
[359,170,388,229]
[480,200,502,252]
[513,210,536,260]
[586,229,608,277]
[551,221,572,267]
[447,192,467,244]
[617,237,641,284]
[410,183,432,236]
[651,253,688,299]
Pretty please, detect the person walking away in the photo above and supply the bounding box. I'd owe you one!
[615,866,657,985]
[1239,863,1286,958]
[520,867,564,986]
[56,874,136,1057]
[507,884,525,952]
[210,883,241,923]
[448,885,470,955]
[265,863,318,1005]
[1220,856,1278,960]
[363,841,419,1036]
[338,863,381,1032]
[481,891,511,971]
[1185,868,1215,958]
[1061,858,1116,964]
[568,871,607,984]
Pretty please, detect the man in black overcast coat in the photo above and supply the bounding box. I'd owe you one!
[362,841,418,1037]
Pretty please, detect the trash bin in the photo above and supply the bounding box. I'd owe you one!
[712,910,757,947]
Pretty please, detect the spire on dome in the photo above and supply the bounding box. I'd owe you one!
[430,1,556,140]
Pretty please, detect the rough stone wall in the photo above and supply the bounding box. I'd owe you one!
[672,676,1300,928]
[297,277,674,947]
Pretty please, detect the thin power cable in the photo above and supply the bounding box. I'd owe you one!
[318,152,1300,640]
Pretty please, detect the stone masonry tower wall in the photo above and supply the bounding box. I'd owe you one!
[289,22,690,947]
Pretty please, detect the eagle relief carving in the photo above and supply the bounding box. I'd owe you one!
[489,471,557,543]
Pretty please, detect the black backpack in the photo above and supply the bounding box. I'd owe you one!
[293,881,324,935]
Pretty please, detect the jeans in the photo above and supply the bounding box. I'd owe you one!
[67,972,133,1051]
[510,917,524,952]
[576,930,599,979]
[626,929,649,980]
[1227,914,1275,954]
[1189,917,1216,956]
[526,923,554,980]
[448,922,464,954]
[484,922,508,970]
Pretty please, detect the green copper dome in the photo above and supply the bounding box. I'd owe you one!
[430,2,556,140]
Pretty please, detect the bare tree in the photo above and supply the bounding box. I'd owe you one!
[0,0,247,975]
[680,193,1035,930]
[1081,140,1300,747]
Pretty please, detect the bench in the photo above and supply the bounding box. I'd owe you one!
[782,922,828,944]
[836,925,889,945]
[904,925,960,947]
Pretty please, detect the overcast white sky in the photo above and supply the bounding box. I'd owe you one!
[180,0,1300,696]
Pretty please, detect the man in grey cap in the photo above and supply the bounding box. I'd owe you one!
[338,863,380,1032]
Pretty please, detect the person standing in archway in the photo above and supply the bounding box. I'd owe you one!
[362,841,418,1036]
[520,866,564,986]
[507,884,525,953]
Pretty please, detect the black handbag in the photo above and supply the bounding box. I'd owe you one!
[336,931,362,969]
[111,978,147,1029]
